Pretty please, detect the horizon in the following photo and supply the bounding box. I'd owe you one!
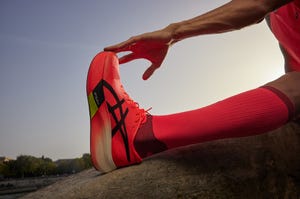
[0,153,89,161]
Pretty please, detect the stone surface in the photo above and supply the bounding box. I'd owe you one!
[22,122,300,199]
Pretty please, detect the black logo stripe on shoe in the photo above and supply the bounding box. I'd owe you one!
[92,79,131,162]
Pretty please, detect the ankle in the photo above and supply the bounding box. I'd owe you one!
[134,115,167,158]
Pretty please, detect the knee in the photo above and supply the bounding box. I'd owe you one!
[284,71,300,83]
[280,72,300,97]
[266,71,300,115]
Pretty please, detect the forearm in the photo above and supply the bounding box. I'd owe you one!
[168,0,291,43]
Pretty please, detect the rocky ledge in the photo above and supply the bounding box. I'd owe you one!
[22,122,300,199]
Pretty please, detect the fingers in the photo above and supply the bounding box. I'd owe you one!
[119,53,137,64]
[120,54,159,80]
[142,64,160,80]
[104,42,129,52]
[104,37,137,53]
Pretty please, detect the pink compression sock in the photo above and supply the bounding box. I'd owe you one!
[134,86,295,157]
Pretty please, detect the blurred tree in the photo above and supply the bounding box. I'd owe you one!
[15,155,39,177]
[1,153,93,178]
[0,162,9,178]
[82,153,92,169]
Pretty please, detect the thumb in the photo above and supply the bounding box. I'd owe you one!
[142,64,159,80]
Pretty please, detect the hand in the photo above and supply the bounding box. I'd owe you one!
[104,27,175,80]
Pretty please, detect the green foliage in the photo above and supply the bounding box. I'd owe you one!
[82,153,93,168]
[0,162,9,177]
[0,154,92,178]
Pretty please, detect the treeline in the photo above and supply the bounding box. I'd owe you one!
[0,154,92,178]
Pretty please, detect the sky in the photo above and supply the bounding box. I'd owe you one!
[0,0,285,160]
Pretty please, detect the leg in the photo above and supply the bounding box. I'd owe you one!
[135,72,299,157]
[87,52,299,172]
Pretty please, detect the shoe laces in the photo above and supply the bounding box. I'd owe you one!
[120,85,151,124]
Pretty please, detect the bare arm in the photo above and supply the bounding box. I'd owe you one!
[170,0,292,42]
[105,0,292,80]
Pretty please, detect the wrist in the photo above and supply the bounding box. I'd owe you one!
[165,22,182,45]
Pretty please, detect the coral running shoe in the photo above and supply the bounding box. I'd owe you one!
[87,52,147,173]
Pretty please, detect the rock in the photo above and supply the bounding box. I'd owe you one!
[21,122,300,199]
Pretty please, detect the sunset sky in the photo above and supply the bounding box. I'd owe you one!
[0,0,284,160]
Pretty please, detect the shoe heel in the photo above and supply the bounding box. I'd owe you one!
[90,102,116,173]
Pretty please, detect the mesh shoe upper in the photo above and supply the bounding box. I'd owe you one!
[87,51,146,172]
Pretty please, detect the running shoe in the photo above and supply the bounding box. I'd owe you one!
[86,51,147,172]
